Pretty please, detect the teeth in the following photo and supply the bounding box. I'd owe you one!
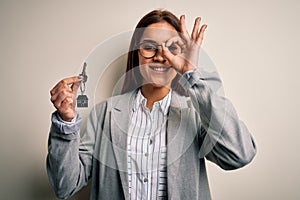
[152,67,168,72]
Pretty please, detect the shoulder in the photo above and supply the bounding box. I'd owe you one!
[93,90,136,112]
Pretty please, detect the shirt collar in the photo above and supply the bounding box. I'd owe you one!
[132,88,172,115]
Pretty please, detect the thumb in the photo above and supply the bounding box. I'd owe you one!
[71,76,83,94]
[162,43,183,73]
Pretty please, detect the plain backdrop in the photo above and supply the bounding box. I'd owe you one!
[0,0,299,199]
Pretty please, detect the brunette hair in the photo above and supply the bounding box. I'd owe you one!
[121,9,188,96]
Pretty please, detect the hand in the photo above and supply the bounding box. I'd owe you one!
[50,76,82,122]
[162,15,207,74]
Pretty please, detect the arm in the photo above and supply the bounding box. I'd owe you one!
[47,76,105,198]
[179,69,256,170]
[163,15,256,170]
[46,107,100,199]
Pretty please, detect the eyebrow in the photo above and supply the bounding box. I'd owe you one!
[140,39,158,44]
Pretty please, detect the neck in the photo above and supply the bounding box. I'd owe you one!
[141,84,170,109]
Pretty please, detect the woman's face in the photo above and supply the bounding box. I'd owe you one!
[138,22,178,88]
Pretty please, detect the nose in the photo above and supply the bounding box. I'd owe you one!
[153,46,166,62]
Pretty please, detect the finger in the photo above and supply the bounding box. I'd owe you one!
[58,98,76,121]
[192,17,201,40]
[161,42,176,63]
[179,15,190,42]
[62,76,83,85]
[50,76,82,96]
[62,97,74,108]
[196,24,207,44]
[71,80,81,95]
[50,83,72,103]
[50,76,83,101]
[166,36,185,48]
[165,36,186,53]
[52,89,73,109]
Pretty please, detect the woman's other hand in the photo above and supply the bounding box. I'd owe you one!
[50,76,82,122]
[162,15,207,74]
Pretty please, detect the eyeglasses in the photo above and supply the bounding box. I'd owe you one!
[137,41,181,59]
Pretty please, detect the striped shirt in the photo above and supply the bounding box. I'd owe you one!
[127,89,171,200]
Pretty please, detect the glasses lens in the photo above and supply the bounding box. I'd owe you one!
[138,41,181,58]
[139,42,156,58]
[168,43,181,55]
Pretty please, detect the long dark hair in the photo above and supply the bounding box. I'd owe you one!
[121,9,188,96]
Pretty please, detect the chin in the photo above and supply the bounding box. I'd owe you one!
[145,80,171,89]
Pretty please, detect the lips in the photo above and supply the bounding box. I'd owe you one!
[149,65,171,72]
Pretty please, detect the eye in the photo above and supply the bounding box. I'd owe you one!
[168,44,180,53]
[140,43,157,51]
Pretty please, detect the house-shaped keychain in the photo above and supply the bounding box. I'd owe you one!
[77,94,88,107]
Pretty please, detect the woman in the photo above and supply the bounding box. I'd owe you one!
[48,10,256,200]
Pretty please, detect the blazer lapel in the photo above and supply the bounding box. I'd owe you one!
[167,92,194,197]
[110,91,136,200]
[167,91,189,165]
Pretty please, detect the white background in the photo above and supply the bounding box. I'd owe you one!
[0,0,299,199]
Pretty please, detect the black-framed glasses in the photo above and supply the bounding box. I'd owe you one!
[137,41,181,59]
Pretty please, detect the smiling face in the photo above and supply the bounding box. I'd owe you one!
[138,22,179,88]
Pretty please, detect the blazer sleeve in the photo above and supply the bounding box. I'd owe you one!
[46,102,107,199]
[179,69,256,170]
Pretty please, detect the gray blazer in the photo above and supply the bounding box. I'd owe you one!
[47,69,256,200]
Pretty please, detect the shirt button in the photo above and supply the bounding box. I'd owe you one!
[144,152,149,157]
[144,178,148,183]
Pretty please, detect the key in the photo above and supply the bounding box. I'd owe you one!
[79,62,88,83]
[77,62,89,108]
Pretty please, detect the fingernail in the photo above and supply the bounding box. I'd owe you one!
[78,75,83,80]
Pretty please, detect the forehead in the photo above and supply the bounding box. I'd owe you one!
[140,22,179,43]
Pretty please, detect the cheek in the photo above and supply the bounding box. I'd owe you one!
[138,55,147,75]
[138,55,154,82]
[138,54,150,66]
[170,68,177,77]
